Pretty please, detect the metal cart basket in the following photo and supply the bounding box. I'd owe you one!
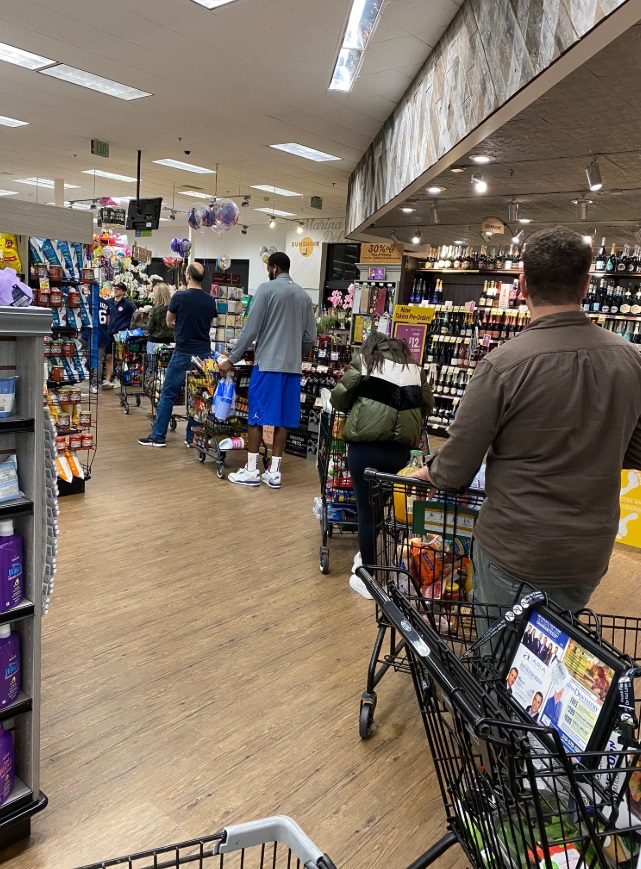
[143,346,186,431]
[113,333,147,415]
[356,469,484,738]
[359,568,641,868]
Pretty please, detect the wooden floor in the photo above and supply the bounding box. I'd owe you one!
[2,393,641,869]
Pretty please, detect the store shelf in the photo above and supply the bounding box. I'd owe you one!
[46,379,81,388]
[0,693,32,723]
[426,424,451,437]
[417,268,522,276]
[0,418,34,434]
[0,599,35,627]
[0,778,32,820]
[0,498,33,520]
[50,325,79,335]
[432,392,460,400]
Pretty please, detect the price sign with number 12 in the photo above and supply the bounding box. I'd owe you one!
[393,323,427,365]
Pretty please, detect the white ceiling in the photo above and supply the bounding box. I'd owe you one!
[0,0,462,229]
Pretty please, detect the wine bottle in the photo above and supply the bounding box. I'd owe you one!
[610,284,620,315]
[478,245,487,271]
[605,243,617,274]
[631,286,641,316]
[595,238,607,272]
[618,245,629,273]
[621,287,633,314]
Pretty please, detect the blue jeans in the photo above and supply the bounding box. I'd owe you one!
[151,351,192,441]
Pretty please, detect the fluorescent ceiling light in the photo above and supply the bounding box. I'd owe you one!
[0,190,18,197]
[270,143,340,162]
[255,207,296,218]
[39,64,152,100]
[82,169,137,183]
[179,190,215,200]
[14,178,79,189]
[518,218,532,224]
[0,41,54,70]
[153,159,215,173]
[189,0,241,6]
[0,115,28,127]
[426,186,445,195]
[251,185,301,197]
[469,154,494,164]
[400,207,415,213]
[329,0,383,93]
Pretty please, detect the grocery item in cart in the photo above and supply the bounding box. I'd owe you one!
[393,450,425,523]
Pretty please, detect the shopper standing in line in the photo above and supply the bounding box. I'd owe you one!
[102,282,136,389]
[146,282,174,353]
[330,331,434,598]
[139,262,217,448]
[219,252,316,490]
[411,226,641,611]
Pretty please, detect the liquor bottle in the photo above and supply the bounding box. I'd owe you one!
[495,247,505,271]
[594,238,607,272]
[593,279,605,313]
[486,248,496,270]
[479,280,488,307]
[620,286,633,314]
[509,279,520,308]
[478,245,487,271]
[610,284,620,315]
[631,286,641,316]
[629,247,638,273]
[453,247,462,270]
[601,283,613,313]
[605,243,617,274]
[617,245,629,273]
[504,246,514,270]
[462,247,472,270]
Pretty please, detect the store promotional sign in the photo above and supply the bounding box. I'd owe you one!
[392,304,434,365]
[617,470,641,549]
[369,266,386,280]
[286,218,347,290]
[481,217,505,235]
[361,242,404,264]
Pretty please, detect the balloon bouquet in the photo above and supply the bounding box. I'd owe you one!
[163,237,192,285]
[184,198,240,275]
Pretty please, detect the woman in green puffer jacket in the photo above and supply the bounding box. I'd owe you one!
[330,331,434,596]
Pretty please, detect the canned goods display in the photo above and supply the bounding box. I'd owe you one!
[79,410,92,427]
[57,388,71,404]
[50,365,64,382]
[37,289,50,308]
[69,388,82,404]
[67,289,81,308]
[69,433,83,450]
[49,288,63,307]
[81,433,94,449]
[62,341,75,357]
[57,413,71,431]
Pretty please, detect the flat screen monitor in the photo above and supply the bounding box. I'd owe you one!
[126,197,162,231]
[504,608,623,755]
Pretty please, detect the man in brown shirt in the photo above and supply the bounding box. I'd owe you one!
[414,226,641,611]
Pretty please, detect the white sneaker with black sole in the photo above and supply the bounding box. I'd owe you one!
[349,573,373,600]
[261,469,281,489]
[228,467,260,487]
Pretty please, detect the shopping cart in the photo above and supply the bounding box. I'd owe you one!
[315,409,358,575]
[142,347,186,431]
[358,568,641,868]
[113,333,147,415]
[73,815,336,868]
[356,469,484,738]
[186,362,268,479]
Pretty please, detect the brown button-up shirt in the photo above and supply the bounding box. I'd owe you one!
[429,311,641,588]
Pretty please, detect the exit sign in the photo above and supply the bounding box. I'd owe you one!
[310,196,323,210]
[91,138,110,158]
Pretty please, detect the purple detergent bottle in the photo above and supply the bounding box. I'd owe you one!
[0,520,23,612]
[0,724,14,806]
[0,626,20,707]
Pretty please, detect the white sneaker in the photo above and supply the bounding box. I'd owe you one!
[261,469,281,489]
[349,573,373,600]
[352,552,362,570]
[90,385,98,394]
[228,467,260,487]
[101,380,115,389]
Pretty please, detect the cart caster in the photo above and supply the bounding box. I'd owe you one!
[359,693,377,739]
[123,402,129,414]
[169,417,177,431]
[135,395,141,407]
[119,395,125,407]
[216,464,225,479]
[198,451,206,463]
[327,524,333,538]
[319,547,330,574]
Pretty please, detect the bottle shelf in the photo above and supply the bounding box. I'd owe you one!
[50,326,80,335]
[0,693,32,723]
[0,498,32,520]
[0,419,34,435]
[426,424,451,437]
[432,392,460,400]
[0,599,35,627]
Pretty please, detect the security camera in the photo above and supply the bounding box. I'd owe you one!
[184,150,191,155]
[241,195,250,207]
[241,226,248,235]
[169,212,176,221]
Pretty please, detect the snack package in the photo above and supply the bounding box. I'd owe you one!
[0,377,17,418]
[39,239,63,269]
[29,238,45,265]
[0,455,23,503]
[55,449,73,483]
[0,269,32,308]
[57,240,78,281]
[0,235,21,272]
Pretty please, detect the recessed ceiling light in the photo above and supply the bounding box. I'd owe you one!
[189,0,242,6]
[450,166,465,173]
[0,190,18,197]
[469,154,495,164]
[0,41,54,70]
[153,159,215,174]
[255,207,296,218]
[82,169,137,183]
[453,240,464,245]
[471,174,487,194]
[14,178,79,189]
[426,186,445,195]
[179,190,216,200]
[270,143,340,162]
[39,64,152,100]
[251,185,301,197]
[0,115,28,128]
[400,207,415,213]
[518,218,532,224]
[411,231,422,245]
[329,0,384,93]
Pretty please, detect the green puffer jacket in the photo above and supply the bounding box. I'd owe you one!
[330,343,434,446]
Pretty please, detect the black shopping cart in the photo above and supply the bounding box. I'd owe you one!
[113,333,147,415]
[356,469,484,738]
[142,347,187,431]
[316,409,358,575]
[359,568,641,868]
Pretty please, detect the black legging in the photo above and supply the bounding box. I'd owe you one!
[347,441,410,567]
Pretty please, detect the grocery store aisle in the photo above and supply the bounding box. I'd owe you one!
[3,393,641,869]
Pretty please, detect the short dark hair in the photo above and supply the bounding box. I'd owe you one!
[267,251,290,272]
[522,226,592,305]
[186,262,204,283]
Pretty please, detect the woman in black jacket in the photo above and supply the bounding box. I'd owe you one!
[146,282,174,352]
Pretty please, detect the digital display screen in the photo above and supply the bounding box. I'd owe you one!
[506,610,617,754]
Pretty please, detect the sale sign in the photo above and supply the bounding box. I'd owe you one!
[392,304,434,364]
[394,323,427,364]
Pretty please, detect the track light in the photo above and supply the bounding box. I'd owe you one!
[269,216,276,229]
[241,195,250,207]
[507,199,519,223]
[411,230,421,245]
[429,201,440,224]
[241,225,248,235]
[511,229,524,244]
[297,221,304,234]
[90,199,97,210]
[571,197,593,220]
[582,234,593,244]
[586,159,603,192]
[169,211,176,221]
[472,173,487,193]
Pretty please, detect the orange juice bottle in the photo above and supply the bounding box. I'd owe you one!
[394,450,424,524]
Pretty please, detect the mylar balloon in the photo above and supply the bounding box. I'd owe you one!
[180,238,192,256]
[162,256,182,269]
[217,256,231,271]
[187,207,201,231]
[213,198,240,232]
[170,237,182,254]
[200,207,215,229]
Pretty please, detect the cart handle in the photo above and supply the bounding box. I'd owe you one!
[214,815,336,868]
[357,567,488,733]
[362,467,484,496]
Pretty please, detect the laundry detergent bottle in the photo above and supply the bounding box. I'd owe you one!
[0,520,23,612]
[0,723,14,806]
[0,626,20,707]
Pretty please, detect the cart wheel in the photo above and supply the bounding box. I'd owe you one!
[327,524,333,538]
[169,417,177,431]
[123,402,129,415]
[359,693,377,739]
[119,395,125,407]
[319,548,329,574]
[198,451,206,464]
[216,464,225,479]
[135,395,141,407]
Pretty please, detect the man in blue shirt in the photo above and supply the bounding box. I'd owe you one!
[139,263,217,447]
[103,282,136,388]
[542,687,565,728]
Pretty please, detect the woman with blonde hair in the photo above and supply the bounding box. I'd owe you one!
[146,282,174,353]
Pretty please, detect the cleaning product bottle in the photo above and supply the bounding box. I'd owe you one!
[394,450,425,524]
[0,626,20,707]
[0,520,23,612]
[0,723,14,806]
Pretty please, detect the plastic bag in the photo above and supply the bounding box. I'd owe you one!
[0,269,32,307]
[213,373,236,420]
